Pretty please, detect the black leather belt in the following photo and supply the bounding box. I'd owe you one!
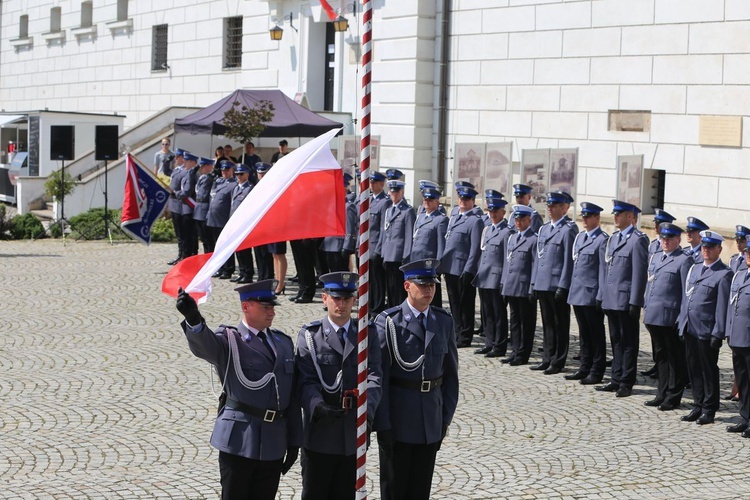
[226,398,286,422]
[391,376,443,392]
[322,392,341,405]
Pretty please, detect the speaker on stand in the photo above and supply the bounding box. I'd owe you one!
[95,125,120,243]
[41,125,75,243]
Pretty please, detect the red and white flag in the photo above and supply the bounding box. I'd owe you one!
[320,0,337,21]
[162,127,346,302]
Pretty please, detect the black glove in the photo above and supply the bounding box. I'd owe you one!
[555,288,568,302]
[377,430,395,458]
[281,446,299,475]
[679,334,685,343]
[710,337,722,351]
[596,300,603,312]
[530,289,538,300]
[628,305,640,320]
[341,249,353,258]
[437,424,449,451]
[312,402,346,424]
[460,272,474,283]
[176,287,203,326]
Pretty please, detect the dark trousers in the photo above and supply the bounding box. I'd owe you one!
[684,334,720,413]
[379,441,440,500]
[479,288,508,354]
[572,305,606,377]
[384,261,407,308]
[326,251,349,273]
[236,248,255,280]
[314,239,329,276]
[301,449,355,500]
[171,212,184,258]
[218,451,283,500]
[370,254,387,315]
[731,346,750,423]
[254,245,274,281]
[182,214,198,257]
[194,219,213,253]
[445,273,477,344]
[291,239,317,299]
[538,290,570,368]
[605,309,639,388]
[646,324,686,405]
[208,226,235,275]
[200,221,216,253]
[431,279,443,308]
[506,296,537,362]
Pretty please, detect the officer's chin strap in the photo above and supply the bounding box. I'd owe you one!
[386,315,425,376]
[305,329,343,393]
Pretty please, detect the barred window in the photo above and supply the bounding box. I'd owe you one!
[81,2,93,28]
[117,0,128,22]
[223,16,243,69]
[152,24,168,71]
[50,7,62,32]
[19,15,29,38]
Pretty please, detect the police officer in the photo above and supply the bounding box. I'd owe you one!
[684,217,710,264]
[255,162,288,291]
[207,160,237,280]
[231,164,255,284]
[642,223,692,411]
[370,170,391,315]
[730,225,750,273]
[510,184,544,233]
[372,259,459,500]
[416,180,447,216]
[472,195,511,357]
[410,187,448,307]
[726,247,750,437]
[450,181,483,217]
[501,205,538,366]
[596,200,648,398]
[167,150,197,264]
[441,185,483,347]
[531,191,577,374]
[379,179,416,308]
[193,158,216,254]
[648,209,677,258]
[321,176,359,273]
[677,230,732,425]
[175,281,302,500]
[295,272,382,500]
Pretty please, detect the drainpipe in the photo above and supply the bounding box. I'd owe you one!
[436,0,452,186]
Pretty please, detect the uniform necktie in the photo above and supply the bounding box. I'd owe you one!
[618,232,624,244]
[661,252,667,262]
[417,312,426,333]
[745,270,750,282]
[582,233,588,244]
[257,330,275,361]
[337,327,347,346]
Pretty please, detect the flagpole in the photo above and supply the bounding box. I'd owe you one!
[356,1,372,499]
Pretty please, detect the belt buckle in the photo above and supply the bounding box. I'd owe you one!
[263,410,276,422]
[420,380,431,392]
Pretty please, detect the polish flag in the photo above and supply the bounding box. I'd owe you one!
[320,0,337,21]
[162,127,346,303]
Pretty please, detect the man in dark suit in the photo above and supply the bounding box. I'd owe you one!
[175,280,302,500]
[726,247,750,437]
[372,259,459,500]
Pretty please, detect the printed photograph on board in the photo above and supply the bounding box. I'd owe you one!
[616,155,644,208]
[338,135,380,179]
[484,142,513,198]
[549,148,577,195]
[454,143,486,195]
[521,148,550,217]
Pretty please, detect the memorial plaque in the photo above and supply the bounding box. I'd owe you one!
[699,115,742,147]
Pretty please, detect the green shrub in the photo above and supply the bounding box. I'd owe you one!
[150,215,176,242]
[10,213,45,239]
[68,208,128,240]
[44,169,76,200]
[0,205,13,240]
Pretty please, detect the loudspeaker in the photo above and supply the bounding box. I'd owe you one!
[95,125,119,160]
[50,125,75,161]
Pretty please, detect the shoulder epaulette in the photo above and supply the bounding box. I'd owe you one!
[269,327,292,339]
[732,253,740,258]
[301,319,323,330]
[634,229,647,238]
[601,230,610,237]
[431,306,451,317]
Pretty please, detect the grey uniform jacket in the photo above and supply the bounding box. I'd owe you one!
[409,211,448,262]
[321,195,358,253]
[473,220,511,289]
[181,321,303,461]
[417,204,447,216]
[532,216,577,292]
[372,302,459,444]
[727,270,750,348]
[567,228,608,307]
[449,205,484,217]
[643,249,692,327]
[598,228,649,310]
[168,166,194,215]
[370,192,391,257]
[730,253,748,273]
[648,238,661,259]
[192,173,214,222]
[677,260,732,340]
[439,211,483,276]
[379,199,416,264]
[295,317,382,456]
[207,177,237,228]
[230,181,252,216]
[683,246,703,265]
[501,229,538,297]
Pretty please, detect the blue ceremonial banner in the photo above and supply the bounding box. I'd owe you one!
[121,154,170,245]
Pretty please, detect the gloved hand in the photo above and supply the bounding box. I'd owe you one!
[341,248,353,258]
[377,430,395,458]
[710,337,722,351]
[437,424,449,451]
[628,305,640,320]
[281,446,299,475]
[498,283,504,294]
[460,272,474,283]
[176,287,203,326]
[555,288,569,302]
[596,300,603,312]
[530,289,538,300]
[312,402,346,424]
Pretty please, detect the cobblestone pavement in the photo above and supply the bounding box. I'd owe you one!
[1,239,749,499]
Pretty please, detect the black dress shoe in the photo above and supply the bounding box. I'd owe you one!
[595,382,619,392]
[640,365,658,378]
[644,399,664,407]
[580,375,603,385]
[564,371,588,381]
[212,271,222,278]
[218,272,232,280]
[456,341,472,348]
[501,356,515,364]
[294,296,314,304]
[724,392,739,401]
[509,358,527,366]
[658,402,678,411]
[572,354,581,361]
[615,386,632,398]
[486,350,505,358]
[290,275,299,283]
[167,257,182,265]
[696,413,715,425]
[544,366,562,375]
[230,275,242,283]
[530,362,550,371]
[742,428,750,438]
[726,422,748,433]
[236,276,253,284]
[681,408,702,422]
[474,347,492,355]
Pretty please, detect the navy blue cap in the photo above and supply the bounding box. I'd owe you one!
[388,180,405,191]
[320,271,357,298]
[513,184,532,195]
[455,181,475,190]
[219,159,235,170]
[256,162,271,174]
[370,171,386,182]
[175,148,185,156]
[457,186,478,199]
[183,152,198,162]
[659,222,684,237]
[654,208,676,223]
[486,197,508,210]
[686,217,709,231]
[420,180,440,191]
[735,225,750,238]
[612,199,641,214]
[343,172,354,184]
[512,204,534,218]
[485,189,505,199]
[199,157,214,166]
[546,191,574,205]
[580,202,603,215]
[399,259,440,284]
[235,164,249,174]
[422,187,441,200]
[385,168,404,180]
[234,279,280,305]
[700,230,723,246]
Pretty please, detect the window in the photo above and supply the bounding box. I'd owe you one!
[81,2,93,28]
[117,0,128,22]
[19,15,29,38]
[152,24,169,71]
[223,16,243,69]
[50,7,62,32]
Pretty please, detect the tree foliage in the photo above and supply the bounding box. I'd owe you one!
[44,168,76,200]
[222,100,275,144]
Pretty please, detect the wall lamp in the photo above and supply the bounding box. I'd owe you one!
[269,12,297,41]
[333,2,358,33]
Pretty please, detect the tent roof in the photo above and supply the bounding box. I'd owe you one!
[174,89,343,138]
